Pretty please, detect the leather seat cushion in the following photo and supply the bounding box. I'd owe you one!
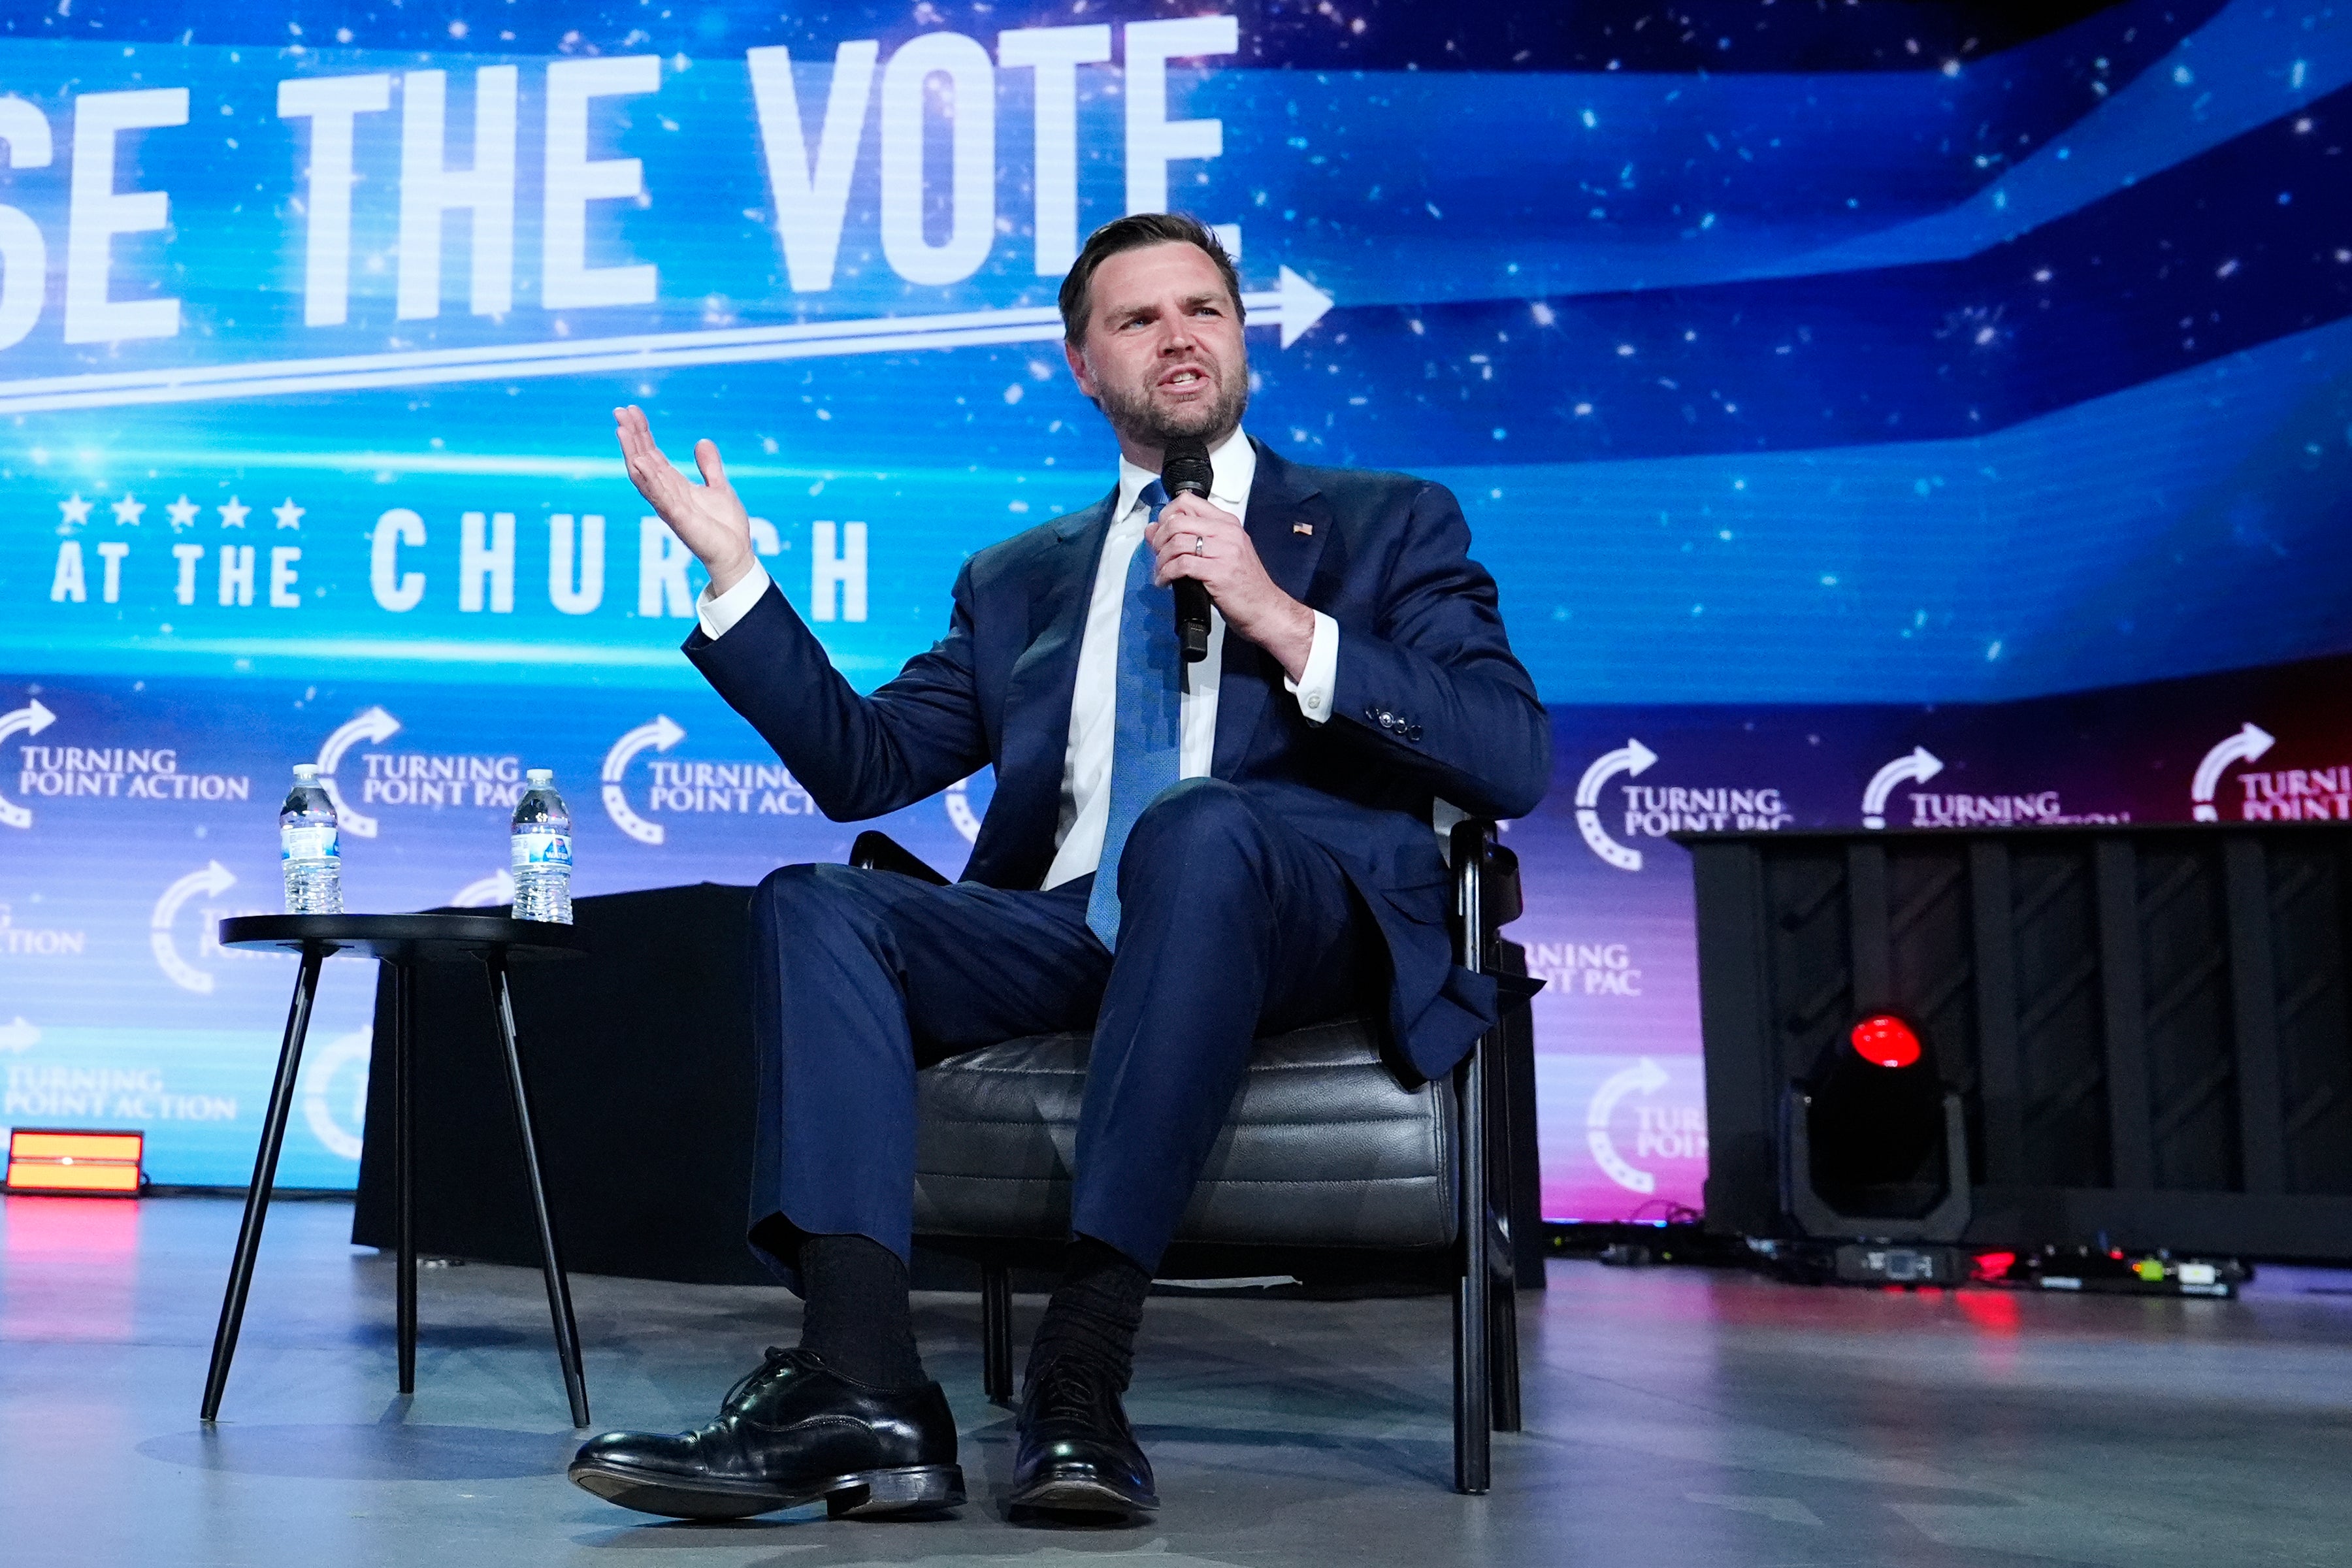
[911,1017,1457,1250]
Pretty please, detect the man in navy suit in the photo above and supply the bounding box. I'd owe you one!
[569,214,1548,1524]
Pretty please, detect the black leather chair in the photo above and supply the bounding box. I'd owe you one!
[853,819,1537,1495]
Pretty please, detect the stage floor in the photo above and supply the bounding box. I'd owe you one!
[2,1196,2348,1566]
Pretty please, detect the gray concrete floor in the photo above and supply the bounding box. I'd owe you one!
[3,1195,2349,1566]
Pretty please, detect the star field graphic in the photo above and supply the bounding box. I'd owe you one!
[0,1,2345,1214]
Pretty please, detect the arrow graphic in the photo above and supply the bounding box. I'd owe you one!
[450,869,516,908]
[603,715,687,845]
[0,271,1334,417]
[1586,1057,1671,1195]
[0,698,59,829]
[301,1028,374,1161]
[315,706,402,838]
[1269,267,1333,348]
[2191,721,2276,821]
[945,776,982,844]
[150,860,237,994]
[1862,745,1945,829]
[1574,738,1659,872]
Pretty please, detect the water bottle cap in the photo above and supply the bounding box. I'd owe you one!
[526,768,554,784]
[292,763,319,779]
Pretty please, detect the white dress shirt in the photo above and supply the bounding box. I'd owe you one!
[695,425,1339,887]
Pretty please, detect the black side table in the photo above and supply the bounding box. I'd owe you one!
[204,913,592,1426]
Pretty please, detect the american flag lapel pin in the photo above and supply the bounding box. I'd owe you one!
[1293,522,1313,536]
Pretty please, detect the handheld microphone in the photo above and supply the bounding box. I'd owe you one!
[1161,436,1215,664]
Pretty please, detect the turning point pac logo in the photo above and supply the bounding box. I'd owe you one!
[316,706,401,837]
[2192,722,2275,821]
[1575,739,1657,871]
[1582,1057,1707,1196]
[152,860,236,994]
[1574,738,1791,871]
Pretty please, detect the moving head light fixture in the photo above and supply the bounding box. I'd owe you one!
[1781,1013,1970,1246]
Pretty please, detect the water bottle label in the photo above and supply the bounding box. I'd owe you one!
[282,825,339,862]
[512,829,572,871]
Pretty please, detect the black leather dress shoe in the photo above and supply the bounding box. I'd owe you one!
[568,1347,964,1520]
[1008,1360,1158,1519]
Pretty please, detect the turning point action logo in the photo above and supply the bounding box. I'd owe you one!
[1861,747,1943,829]
[1862,744,2126,828]
[601,715,984,845]
[604,715,689,843]
[0,696,57,828]
[599,715,826,843]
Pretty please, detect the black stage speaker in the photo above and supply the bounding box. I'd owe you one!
[1683,825,2352,1260]
[352,883,775,1285]
[352,882,1550,1288]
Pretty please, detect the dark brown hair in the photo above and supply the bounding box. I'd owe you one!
[1058,212,1245,344]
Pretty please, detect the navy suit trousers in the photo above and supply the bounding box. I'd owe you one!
[746,777,1382,1286]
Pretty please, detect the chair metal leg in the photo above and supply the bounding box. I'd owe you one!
[201,945,325,1421]
[393,958,417,1396]
[981,1260,1014,1405]
[484,954,591,1428]
[1488,1251,1522,1433]
[1486,1036,1523,1433]
[1451,824,1495,1494]
[1454,1033,1494,1494]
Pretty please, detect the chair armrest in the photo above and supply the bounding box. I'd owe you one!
[849,830,950,885]
[1449,820,1492,974]
[1448,820,1537,1007]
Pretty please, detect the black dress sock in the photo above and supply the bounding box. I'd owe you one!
[795,1233,926,1390]
[1024,1235,1152,1392]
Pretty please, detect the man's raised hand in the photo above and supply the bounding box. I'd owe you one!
[614,405,757,598]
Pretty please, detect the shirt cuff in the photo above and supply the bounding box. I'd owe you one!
[1282,610,1340,725]
[697,563,773,641]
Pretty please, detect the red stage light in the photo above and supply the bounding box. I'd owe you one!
[1849,1015,1922,1069]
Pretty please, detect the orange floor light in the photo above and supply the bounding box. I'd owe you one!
[5,1129,145,1196]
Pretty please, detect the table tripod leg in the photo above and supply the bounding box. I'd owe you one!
[485,954,591,1428]
[393,958,417,1396]
[201,945,325,1422]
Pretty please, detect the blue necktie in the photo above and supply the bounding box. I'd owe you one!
[1085,481,1183,949]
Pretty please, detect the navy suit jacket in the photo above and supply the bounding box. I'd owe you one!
[685,438,1550,1080]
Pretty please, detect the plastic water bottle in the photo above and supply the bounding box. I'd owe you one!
[511,768,574,924]
[280,763,343,915]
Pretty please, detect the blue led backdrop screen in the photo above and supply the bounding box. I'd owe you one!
[2,1,2347,1211]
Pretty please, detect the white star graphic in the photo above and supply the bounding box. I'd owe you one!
[218,496,250,529]
[57,493,91,527]
[272,497,304,531]
[165,495,201,530]
[112,493,146,526]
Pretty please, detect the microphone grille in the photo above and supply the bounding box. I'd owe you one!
[1162,436,1214,499]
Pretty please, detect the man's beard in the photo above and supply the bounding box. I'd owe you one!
[1092,361,1249,451]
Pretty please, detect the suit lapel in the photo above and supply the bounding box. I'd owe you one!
[1213,441,1332,777]
[992,489,1116,853]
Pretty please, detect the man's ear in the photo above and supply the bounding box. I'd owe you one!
[1063,338,1094,399]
